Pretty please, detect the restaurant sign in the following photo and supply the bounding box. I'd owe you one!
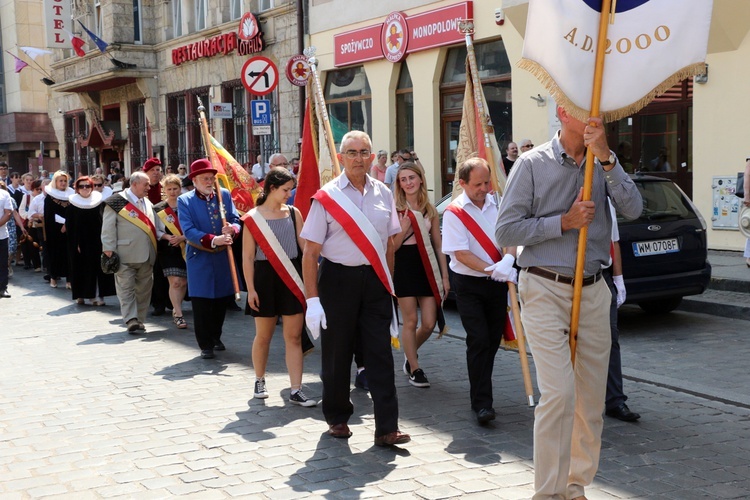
[171,12,265,66]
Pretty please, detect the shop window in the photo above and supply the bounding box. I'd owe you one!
[396,65,413,151]
[439,39,512,196]
[324,66,371,148]
[128,100,149,171]
[222,81,260,167]
[64,112,89,174]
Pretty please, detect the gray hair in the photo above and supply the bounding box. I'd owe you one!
[339,131,373,153]
[130,171,149,185]
[519,138,533,148]
[268,153,288,165]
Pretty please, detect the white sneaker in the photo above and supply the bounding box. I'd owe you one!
[254,379,268,399]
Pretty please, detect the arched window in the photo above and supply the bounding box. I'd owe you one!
[324,66,371,148]
[439,39,512,195]
[396,64,413,150]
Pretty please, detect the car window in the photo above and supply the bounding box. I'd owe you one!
[619,180,696,223]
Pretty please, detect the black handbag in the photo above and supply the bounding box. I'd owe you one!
[737,172,745,198]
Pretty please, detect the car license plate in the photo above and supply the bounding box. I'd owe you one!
[632,238,680,257]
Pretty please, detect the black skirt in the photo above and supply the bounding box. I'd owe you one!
[246,257,305,317]
[394,244,433,298]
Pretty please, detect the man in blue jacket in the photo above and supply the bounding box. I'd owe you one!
[179,159,241,359]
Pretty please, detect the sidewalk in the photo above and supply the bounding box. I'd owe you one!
[679,250,750,318]
[2,267,750,499]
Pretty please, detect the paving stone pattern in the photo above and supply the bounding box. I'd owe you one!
[2,267,750,499]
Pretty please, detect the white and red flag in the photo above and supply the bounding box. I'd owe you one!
[64,29,86,57]
[520,0,713,121]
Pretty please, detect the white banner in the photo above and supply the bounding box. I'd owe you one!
[521,0,713,122]
[44,0,73,49]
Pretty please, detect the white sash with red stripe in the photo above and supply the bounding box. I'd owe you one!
[313,185,399,338]
[243,210,306,308]
[405,209,444,305]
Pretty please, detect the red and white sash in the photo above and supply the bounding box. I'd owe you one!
[445,202,518,344]
[242,209,306,308]
[116,194,157,250]
[405,209,444,305]
[313,185,399,338]
[313,188,394,296]
[444,203,502,263]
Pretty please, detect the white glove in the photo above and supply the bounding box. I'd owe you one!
[484,254,516,282]
[613,275,626,308]
[305,297,327,340]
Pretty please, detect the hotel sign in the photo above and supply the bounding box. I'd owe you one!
[44,0,72,49]
[333,1,473,67]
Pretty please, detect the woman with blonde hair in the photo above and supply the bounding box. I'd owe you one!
[44,170,74,288]
[154,174,188,329]
[393,162,450,388]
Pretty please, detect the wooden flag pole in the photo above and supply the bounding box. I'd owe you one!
[196,97,241,301]
[508,282,535,406]
[304,46,341,178]
[569,0,613,365]
[460,20,500,195]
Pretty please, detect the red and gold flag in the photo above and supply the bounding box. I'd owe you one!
[207,133,260,215]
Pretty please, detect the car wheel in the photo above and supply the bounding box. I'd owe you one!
[637,297,682,314]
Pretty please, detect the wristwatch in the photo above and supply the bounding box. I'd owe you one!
[600,153,616,166]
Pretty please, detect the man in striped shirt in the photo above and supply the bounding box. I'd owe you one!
[495,106,642,500]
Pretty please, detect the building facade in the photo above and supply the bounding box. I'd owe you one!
[0,0,59,175]
[308,0,750,251]
[47,0,304,177]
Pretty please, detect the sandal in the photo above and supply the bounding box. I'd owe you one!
[173,315,188,329]
[76,298,85,305]
[65,282,71,289]
[50,279,57,288]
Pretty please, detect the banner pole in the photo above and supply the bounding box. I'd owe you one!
[569,0,613,365]
[304,46,341,177]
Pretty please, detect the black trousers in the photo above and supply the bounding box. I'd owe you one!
[453,273,507,412]
[150,259,169,310]
[22,233,41,269]
[318,259,399,437]
[191,296,229,350]
[0,238,8,292]
[603,268,627,410]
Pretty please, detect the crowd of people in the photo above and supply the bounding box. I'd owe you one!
[1,114,646,498]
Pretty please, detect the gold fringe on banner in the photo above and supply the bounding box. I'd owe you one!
[518,59,707,123]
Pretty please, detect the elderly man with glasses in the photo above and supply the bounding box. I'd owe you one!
[519,138,535,153]
[302,130,410,447]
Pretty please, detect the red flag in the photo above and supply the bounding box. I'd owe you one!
[64,29,86,57]
[295,97,321,219]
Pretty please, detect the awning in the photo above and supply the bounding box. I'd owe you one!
[79,120,125,149]
[51,68,157,93]
[502,0,750,54]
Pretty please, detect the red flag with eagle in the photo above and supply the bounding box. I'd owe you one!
[520,0,713,122]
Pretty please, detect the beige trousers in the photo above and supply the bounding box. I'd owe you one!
[115,261,154,324]
[519,270,611,500]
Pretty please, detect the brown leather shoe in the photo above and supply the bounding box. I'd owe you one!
[328,423,352,439]
[374,430,411,447]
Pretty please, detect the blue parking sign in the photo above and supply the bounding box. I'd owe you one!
[251,100,272,126]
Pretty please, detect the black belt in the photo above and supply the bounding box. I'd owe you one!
[524,266,602,286]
